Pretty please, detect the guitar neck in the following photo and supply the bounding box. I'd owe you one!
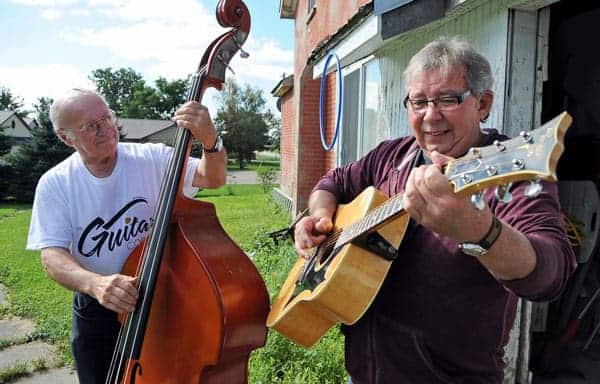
[336,193,405,247]
[334,111,572,250]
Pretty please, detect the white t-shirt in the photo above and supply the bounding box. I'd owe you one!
[27,142,200,276]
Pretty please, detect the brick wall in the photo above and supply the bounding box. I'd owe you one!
[279,91,295,200]
[284,0,370,214]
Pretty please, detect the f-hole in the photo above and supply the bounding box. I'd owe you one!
[129,362,142,384]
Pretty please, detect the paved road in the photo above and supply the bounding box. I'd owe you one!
[227,170,280,184]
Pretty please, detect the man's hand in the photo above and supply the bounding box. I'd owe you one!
[402,151,492,243]
[294,216,333,259]
[172,101,218,148]
[91,274,139,314]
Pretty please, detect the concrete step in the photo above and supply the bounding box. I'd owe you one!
[0,284,7,307]
[0,283,76,382]
[13,366,78,384]
[0,341,56,372]
[0,318,35,342]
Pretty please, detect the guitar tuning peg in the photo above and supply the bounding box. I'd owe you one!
[524,180,543,198]
[495,183,513,203]
[470,191,486,211]
[520,130,534,143]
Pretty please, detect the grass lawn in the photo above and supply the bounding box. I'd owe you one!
[0,187,347,383]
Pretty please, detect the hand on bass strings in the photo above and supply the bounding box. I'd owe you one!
[91,274,139,314]
[172,101,218,149]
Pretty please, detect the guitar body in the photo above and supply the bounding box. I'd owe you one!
[267,187,410,347]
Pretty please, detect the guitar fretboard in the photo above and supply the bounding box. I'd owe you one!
[335,193,405,248]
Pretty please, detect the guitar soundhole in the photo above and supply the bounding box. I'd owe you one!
[314,240,336,271]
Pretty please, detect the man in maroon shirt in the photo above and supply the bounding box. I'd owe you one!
[294,36,576,383]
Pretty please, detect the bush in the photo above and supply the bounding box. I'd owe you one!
[256,166,277,192]
[248,231,347,384]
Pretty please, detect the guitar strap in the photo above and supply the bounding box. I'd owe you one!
[353,145,428,261]
[390,145,431,256]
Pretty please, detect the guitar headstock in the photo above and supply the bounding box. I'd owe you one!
[445,112,572,197]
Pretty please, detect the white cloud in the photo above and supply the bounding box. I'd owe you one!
[6,0,293,114]
[93,0,209,22]
[70,9,91,16]
[10,0,77,5]
[41,8,61,19]
[60,1,293,109]
[0,64,94,111]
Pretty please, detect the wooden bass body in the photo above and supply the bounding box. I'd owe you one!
[120,199,269,383]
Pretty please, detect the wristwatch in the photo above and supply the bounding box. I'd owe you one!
[204,135,223,153]
[458,216,502,257]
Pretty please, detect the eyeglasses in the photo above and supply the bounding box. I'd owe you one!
[77,110,116,134]
[403,90,472,114]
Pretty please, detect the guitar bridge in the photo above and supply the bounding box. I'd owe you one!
[352,231,398,261]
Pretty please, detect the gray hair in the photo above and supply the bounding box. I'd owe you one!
[403,36,493,95]
[50,88,109,133]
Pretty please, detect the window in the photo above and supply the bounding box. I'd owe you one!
[339,58,382,165]
[360,60,381,156]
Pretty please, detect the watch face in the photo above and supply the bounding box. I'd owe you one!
[459,243,488,257]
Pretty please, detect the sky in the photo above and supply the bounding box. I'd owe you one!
[0,0,295,116]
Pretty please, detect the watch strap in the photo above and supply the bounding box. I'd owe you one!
[476,215,502,249]
[204,135,222,153]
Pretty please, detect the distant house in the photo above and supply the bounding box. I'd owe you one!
[0,110,32,145]
[1,109,177,147]
[117,118,176,144]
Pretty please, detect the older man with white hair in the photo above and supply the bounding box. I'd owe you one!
[26,88,227,383]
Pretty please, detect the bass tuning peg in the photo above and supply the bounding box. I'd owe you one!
[232,34,250,58]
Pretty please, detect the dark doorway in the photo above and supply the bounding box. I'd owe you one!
[533,2,600,382]
[543,0,600,183]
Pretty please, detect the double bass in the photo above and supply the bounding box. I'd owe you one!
[106,1,269,382]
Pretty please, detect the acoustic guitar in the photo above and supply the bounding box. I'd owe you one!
[267,112,572,347]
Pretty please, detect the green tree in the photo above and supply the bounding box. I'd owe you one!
[0,126,12,199]
[214,80,270,168]
[264,110,281,151]
[90,67,145,116]
[123,77,189,119]
[0,127,10,157]
[5,97,74,202]
[90,68,189,120]
[0,86,27,117]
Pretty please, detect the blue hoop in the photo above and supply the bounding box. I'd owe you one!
[319,53,343,151]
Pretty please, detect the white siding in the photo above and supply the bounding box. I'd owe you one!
[377,0,510,138]
[1,116,31,139]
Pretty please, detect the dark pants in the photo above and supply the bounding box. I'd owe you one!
[72,292,120,384]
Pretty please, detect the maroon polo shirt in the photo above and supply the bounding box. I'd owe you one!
[314,129,576,384]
